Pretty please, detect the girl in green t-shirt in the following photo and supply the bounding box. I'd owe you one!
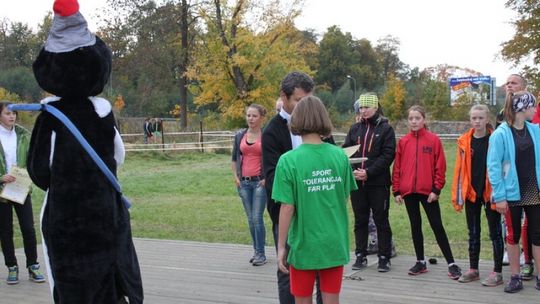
[273,96,357,304]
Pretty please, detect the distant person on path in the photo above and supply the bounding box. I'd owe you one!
[487,91,540,293]
[273,96,357,304]
[152,118,162,144]
[262,71,322,304]
[342,93,395,272]
[0,102,45,285]
[143,117,153,144]
[451,104,504,286]
[392,105,462,280]
[231,104,268,266]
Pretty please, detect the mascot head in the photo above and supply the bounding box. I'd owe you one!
[33,0,112,98]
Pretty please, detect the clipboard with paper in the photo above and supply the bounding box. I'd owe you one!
[0,166,32,204]
[343,144,368,164]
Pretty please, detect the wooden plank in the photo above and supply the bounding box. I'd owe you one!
[0,239,537,303]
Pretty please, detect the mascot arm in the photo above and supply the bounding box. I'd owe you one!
[27,114,53,190]
[114,126,125,165]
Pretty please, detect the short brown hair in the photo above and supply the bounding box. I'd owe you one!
[290,96,333,137]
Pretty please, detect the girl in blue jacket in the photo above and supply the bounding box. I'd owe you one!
[487,91,540,293]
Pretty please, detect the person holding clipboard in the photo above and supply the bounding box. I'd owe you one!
[0,101,45,285]
[342,93,396,272]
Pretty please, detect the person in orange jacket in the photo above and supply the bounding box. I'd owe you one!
[451,104,504,286]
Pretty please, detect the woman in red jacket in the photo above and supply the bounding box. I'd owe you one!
[393,105,462,279]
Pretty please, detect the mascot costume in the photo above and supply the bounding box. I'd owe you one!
[25,0,144,302]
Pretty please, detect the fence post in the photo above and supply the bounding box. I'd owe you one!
[199,120,204,153]
[161,120,165,152]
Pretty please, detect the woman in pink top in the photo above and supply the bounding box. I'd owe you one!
[232,104,268,266]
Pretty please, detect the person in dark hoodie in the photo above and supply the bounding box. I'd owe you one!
[27,0,143,302]
[342,93,395,272]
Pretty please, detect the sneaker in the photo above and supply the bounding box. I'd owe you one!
[249,254,255,263]
[481,272,503,287]
[458,269,480,283]
[408,261,427,275]
[252,253,267,266]
[503,250,509,266]
[28,264,45,283]
[521,263,534,281]
[448,264,462,280]
[504,275,523,293]
[6,266,18,285]
[377,256,391,272]
[352,254,367,270]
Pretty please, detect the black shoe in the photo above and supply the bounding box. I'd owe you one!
[377,256,391,272]
[408,261,427,275]
[352,255,367,270]
[504,275,523,293]
[448,264,462,280]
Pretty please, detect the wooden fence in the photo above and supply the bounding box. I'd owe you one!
[122,131,460,152]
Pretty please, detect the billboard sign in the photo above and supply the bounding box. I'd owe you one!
[449,76,496,106]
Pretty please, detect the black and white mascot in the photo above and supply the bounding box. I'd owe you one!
[27,0,143,302]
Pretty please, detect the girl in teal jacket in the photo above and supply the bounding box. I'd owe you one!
[487,91,540,293]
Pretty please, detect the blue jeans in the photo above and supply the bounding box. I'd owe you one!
[238,180,267,254]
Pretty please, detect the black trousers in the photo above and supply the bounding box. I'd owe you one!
[404,193,455,264]
[465,200,504,272]
[350,184,393,258]
[506,203,540,246]
[272,221,322,303]
[0,195,38,268]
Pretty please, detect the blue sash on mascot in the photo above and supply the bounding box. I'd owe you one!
[9,103,131,209]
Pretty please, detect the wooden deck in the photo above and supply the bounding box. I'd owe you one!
[1,238,538,303]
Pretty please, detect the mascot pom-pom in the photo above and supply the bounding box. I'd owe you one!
[28,0,143,302]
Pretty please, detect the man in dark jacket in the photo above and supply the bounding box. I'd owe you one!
[343,93,396,273]
[262,71,321,304]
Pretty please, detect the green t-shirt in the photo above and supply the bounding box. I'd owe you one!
[272,143,357,270]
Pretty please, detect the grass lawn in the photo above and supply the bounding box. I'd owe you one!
[16,140,495,261]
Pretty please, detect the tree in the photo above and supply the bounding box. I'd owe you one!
[0,67,42,101]
[114,95,126,112]
[421,79,450,120]
[189,0,311,124]
[316,26,356,92]
[350,38,383,91]
[501,0,540,90]
[101,0,200,124]
[380,73,406,121]
[375,35,409,81]
[0,21,40,69]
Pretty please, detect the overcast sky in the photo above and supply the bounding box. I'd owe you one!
[2,0,519,84]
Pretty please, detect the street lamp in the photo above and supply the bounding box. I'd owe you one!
[346,75,357,101]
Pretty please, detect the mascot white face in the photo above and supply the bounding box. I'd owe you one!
[28,1,143,303]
